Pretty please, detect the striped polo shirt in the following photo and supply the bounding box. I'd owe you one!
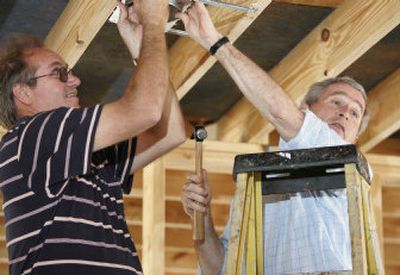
[0,105,142,275]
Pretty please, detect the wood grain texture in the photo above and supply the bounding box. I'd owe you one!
[370,138,400,156]
[359,69,400,152]
[218,0,400,143]
[142,159,166,275]
[168,0,273,99]
[44,0,115,67]
[345,164,368,274]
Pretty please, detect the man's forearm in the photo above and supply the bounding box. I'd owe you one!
[132,83,186,171]
[195,214,225,275]
[93,23,169,152]
[127,25,169,110]
[213,43,303,141]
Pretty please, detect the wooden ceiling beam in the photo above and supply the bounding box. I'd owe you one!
[168,0,273,99]
[217,0,400,143]
[359,69,400,153]
[44,0,116,67]
[273,0,342,7]
[369,138,400,156]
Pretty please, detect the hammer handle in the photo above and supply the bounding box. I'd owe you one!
[193,141,205,240]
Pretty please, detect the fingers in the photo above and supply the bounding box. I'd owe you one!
[183,178,209,197]
[186,173,202,185]
[185,170,211,198]
[182,188,208,209]
[186,2,206,17]
[128,5,140,24]
[175,1,200,25]
[202,169,209,185]
[116,0,128,22]
[175,12,189,27]
[181,177,210,218]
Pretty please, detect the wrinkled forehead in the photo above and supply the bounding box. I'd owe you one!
[323,82,366,111]
[23,47,66,71]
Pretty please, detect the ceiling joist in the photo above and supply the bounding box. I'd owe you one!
[370,138,400,156]
[168,0,273,99]
[217,0,400,144]
[44,0,115,67]
[359,69,400,152]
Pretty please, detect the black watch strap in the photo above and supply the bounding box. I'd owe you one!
[209,36,230,55]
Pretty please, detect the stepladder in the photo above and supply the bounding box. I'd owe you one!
[224,145,384,275]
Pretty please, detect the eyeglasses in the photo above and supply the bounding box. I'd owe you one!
[29,66,73,83]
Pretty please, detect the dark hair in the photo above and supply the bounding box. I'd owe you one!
[303,76,369,135]
[0,35,43,129]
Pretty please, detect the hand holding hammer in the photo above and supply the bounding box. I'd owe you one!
[191,125,208,241]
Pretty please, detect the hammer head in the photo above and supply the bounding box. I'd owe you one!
[191,125,208,142]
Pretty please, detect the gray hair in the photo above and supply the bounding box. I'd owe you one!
[303,76,369,135]
[0,35,43,129]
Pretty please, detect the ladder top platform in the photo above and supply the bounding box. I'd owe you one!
[233,145,371,184]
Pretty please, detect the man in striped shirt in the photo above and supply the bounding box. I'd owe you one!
[0,0,185,274]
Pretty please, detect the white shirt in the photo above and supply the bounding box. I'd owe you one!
[216,110,352,274]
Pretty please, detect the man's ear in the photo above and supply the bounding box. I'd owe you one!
[299,102,309,111]
[12,83,33,105]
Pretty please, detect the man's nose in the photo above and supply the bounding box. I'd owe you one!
[67,71,81,87]
[338,106,350,120]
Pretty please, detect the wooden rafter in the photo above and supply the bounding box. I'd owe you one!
[44,0,116,67]
[168,0,273,99]
[359,69,400,153]
[217,0,400,144]
[370,138,400,156]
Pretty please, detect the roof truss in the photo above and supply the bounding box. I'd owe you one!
[216,0,400,147]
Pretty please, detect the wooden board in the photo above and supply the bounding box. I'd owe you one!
[45,0,116,67]
[217,0,400,144]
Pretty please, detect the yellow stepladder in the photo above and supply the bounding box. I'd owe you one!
[224,145,384,275]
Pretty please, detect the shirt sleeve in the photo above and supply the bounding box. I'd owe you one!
[18,105,103,197]
[279,109,348,150]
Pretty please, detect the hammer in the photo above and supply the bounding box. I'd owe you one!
[191,125,208,241]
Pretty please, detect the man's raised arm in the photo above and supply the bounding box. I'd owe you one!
[177,3,304,141]
[112,1,186,171]
[94,0,170,152]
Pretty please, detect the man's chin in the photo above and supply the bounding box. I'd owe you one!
[329,126,345,140]
[66,99,80,108]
